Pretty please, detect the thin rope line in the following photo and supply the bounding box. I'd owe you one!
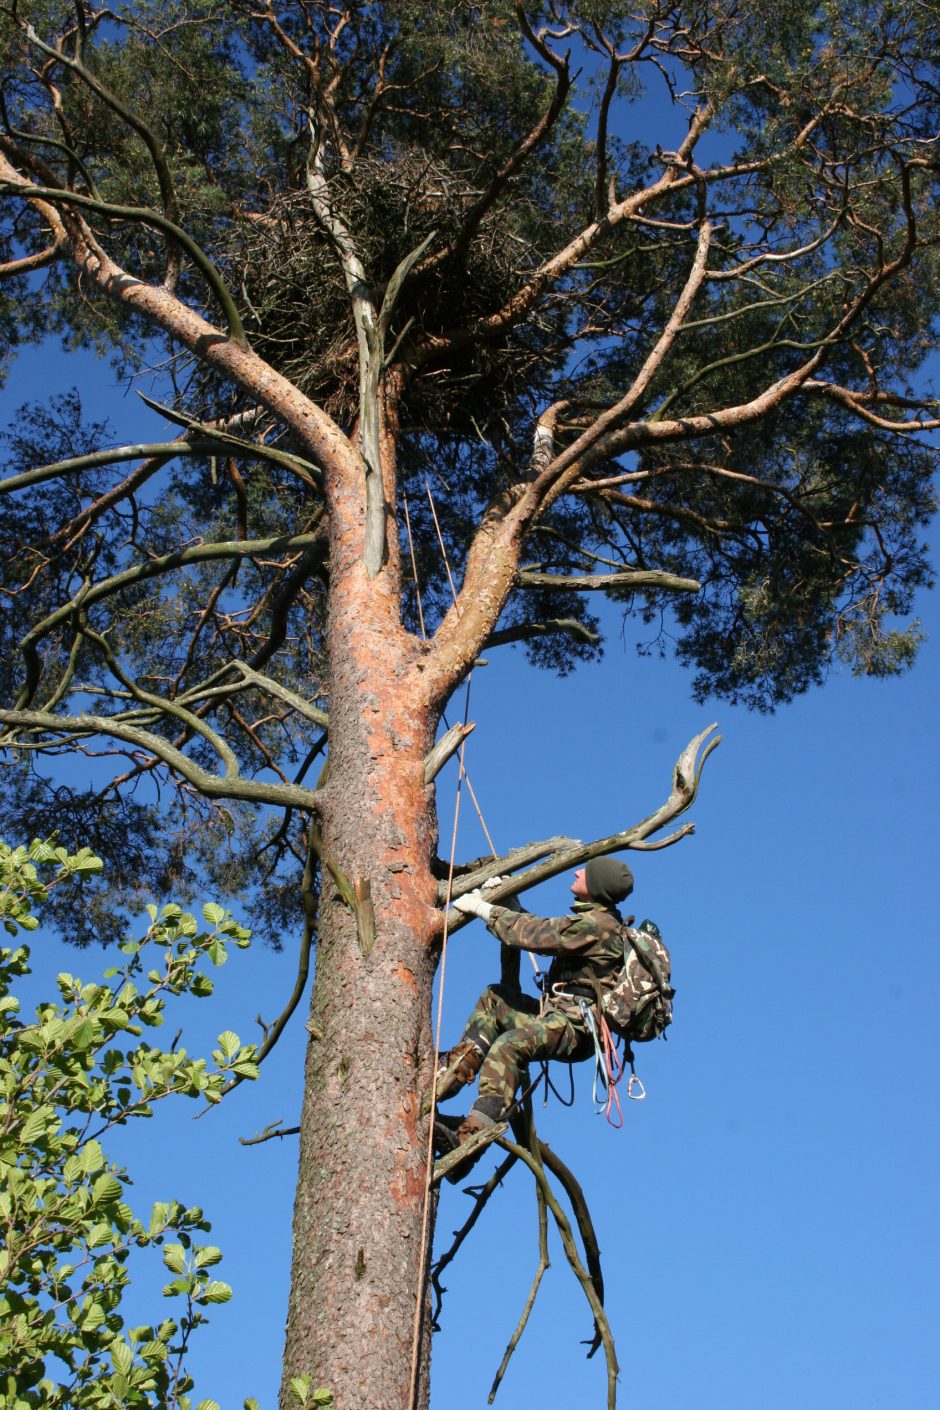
[401,487,427,641]
[416,474,537,959]
[461,769,498,858]
[406,471,546,1404]
[424,473,460,609]
[406,475,499,859]
[407,681,472,1410]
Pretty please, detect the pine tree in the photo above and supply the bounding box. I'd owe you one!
[0,4,937,1405]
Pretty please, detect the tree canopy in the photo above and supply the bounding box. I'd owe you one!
[0,1,937,934]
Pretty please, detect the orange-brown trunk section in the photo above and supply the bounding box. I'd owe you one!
[280,468,442,1409]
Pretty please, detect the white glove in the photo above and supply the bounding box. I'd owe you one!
[480,875,523,912]
[453,889,493,921]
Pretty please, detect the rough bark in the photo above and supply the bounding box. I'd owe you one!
[283,748,438,1409]
[280,445,440,1409]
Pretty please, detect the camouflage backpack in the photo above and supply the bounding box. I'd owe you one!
[600,919,674,1042]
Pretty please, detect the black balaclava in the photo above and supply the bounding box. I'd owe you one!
[584,857,634,907]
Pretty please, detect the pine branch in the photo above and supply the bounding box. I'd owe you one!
[0,182,245,343]
[516,569,700,595]
[450,5,571,264]
[802,379,940,433]
[0,241,62,277]
[228,663,329,730]
[0,709,323,811]
[0,440,226,497]
[535,1139,606,1358]
[494,1124,619,1408]
[487,1177,549,1403]
[136,393,323,487]
[15,532,323,710]
[429,1151,518,1330]
[486,618,601,649]
[424,721,476,785]
[78,623,241,779]
[238,1120,300,1147]
[21,17,183,285]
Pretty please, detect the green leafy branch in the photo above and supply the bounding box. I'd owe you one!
[0,839,270,1410]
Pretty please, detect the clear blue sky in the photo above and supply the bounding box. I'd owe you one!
[4,312,939,1410]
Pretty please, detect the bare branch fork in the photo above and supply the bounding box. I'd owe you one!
[429,1101,614,1401]
[430,1152,519,1330]
[238,1120,300,1147]
[0,708,325,811]
[13,531,326,710]
[438,724,721,916]
[485,617,601,650]
[487,1109,617,1404]
[517,568,701,595]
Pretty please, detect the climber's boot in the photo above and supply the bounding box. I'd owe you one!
[454,1111,489,1144]
[432,1099,505,1184]
[455,1094,502,1144]
[432,1111,463,1159]
[421,1036,485,1114]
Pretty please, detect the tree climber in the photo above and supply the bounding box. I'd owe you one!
[438,856,637,1147]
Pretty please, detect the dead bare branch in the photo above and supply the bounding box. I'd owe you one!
[485,617,601,649]
[238,1120,300,1147]
[517,568,701,595]
[487,1175,549,1403]
[441,724,720,913]
[430,1151,518,1330]
[494,1125,619,1408]
[425,721,476,785]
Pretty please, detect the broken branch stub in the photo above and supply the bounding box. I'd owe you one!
[424,721,476,784]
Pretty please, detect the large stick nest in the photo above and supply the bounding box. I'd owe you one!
[230,149,573,436]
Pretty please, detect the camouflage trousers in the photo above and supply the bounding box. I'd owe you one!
[462,983,594,1115]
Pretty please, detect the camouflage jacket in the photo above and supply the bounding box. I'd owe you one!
[486,901,625,1015]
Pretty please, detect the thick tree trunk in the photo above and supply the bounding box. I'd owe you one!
[281,464,443,1409]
